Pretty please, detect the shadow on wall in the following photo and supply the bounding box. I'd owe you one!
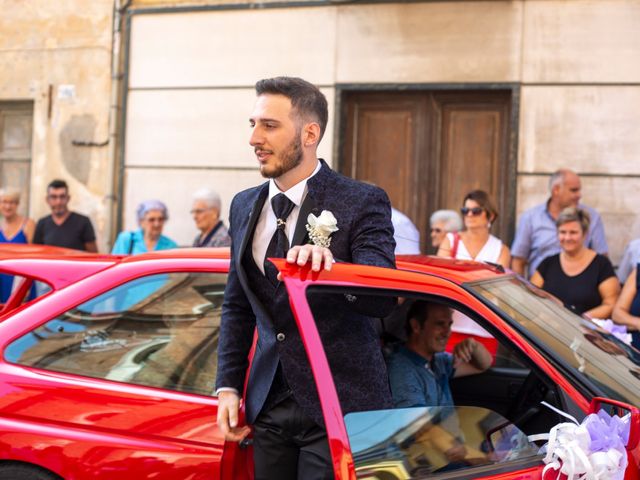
[59,114,96,185]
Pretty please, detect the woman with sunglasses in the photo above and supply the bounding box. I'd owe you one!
[531,207,619,318]
[111,200,178,254]
[437,190,510,268]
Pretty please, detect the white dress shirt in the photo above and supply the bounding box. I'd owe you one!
[216,161,321,397]
[252,161,322,273]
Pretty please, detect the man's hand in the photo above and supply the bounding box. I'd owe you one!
[452,338,477,364]
[286,244,334,272]
[217,391,251,442]
[452,337,492,376]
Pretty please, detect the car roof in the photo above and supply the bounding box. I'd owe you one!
[396,254,508,284]
[0,244,119,290]
[0,245,505,290]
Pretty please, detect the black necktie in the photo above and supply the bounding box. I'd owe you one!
[264,193,295,285]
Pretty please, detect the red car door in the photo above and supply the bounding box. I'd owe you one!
[278,260,549,480]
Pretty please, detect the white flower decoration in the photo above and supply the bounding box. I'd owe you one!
[306,210,339,248]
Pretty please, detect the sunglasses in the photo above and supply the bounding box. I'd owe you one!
[460,207,485,216]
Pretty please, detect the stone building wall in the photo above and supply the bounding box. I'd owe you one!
[3,0,639,262]
[0,0,115,251]
[122,0,640,264]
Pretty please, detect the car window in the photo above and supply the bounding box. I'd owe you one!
[0,274,47,313]
[304,287,562,478]
[5,272,226,397]
[345,406,539,479]
[467,276,640,405]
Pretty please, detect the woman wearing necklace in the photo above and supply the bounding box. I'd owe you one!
[437,190,510,268]
[531,207,620,318]
[0,188,35,303]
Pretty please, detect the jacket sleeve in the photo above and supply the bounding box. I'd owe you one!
[215,196,257,394]
[345,185,397,317]
[349,186,396,269]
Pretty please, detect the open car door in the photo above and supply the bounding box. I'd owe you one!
[277,259,640,480]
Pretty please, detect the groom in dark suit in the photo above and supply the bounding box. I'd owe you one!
[215,77,396,479]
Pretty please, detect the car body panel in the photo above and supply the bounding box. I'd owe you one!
[0,248,635,479]
[276,258,638,480]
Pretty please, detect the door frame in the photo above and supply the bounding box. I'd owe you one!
[333,83,521,246]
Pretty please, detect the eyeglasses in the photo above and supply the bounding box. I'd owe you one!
[460,207,485,216]
[430,228,443,234]
[190,208,212,215]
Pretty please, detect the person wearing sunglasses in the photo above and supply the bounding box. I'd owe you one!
[429,210,462,251]
[436,190,510,268]
[111,199,178,254]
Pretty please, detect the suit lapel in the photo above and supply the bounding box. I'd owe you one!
[235,183,269,292]
[291,159,331,247]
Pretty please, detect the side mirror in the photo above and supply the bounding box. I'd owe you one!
[589,397,640,450]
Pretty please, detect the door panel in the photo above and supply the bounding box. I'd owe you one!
[281,262,545,479]
[341,90,513,253]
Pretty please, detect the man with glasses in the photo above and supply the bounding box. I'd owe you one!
[33,179,97,252]
[190,188,231,248]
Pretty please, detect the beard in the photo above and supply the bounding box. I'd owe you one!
[259,134,303,179]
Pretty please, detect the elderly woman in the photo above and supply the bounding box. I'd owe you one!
[531,207,619,318]
[437,190,510,268]
[191,188,230,248]
[0,188,36,302]
[429,209,462,250]
[613,268,640,350]
[111,200,178,254]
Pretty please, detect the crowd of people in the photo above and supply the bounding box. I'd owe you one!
[396,167,640,352]
[0,179,231,303]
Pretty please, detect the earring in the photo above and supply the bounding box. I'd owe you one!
[487,221,492,229]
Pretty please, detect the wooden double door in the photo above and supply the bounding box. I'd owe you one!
[340,90,515,254]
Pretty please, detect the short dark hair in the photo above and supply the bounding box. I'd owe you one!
[47,179,68,191]
[405,301,449,337]
[255,76,328,141]
[556,206,590,233]
[463,189,499,223]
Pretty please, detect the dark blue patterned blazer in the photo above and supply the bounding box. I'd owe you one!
[215,160,396,426]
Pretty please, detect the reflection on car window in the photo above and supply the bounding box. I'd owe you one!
[5,272,226,397]
[468,276,640,406]
[345,406,540,479]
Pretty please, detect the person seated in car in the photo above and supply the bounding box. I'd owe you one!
[387,300,492,408]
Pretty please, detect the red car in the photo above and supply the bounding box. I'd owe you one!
[0,246,638,479]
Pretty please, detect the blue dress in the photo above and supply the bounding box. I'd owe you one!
[0,224,29,303]
[111,229,178,255]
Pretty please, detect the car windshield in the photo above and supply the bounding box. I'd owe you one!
[467,276,640,405]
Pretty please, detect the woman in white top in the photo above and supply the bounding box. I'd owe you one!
[437,190,508,351]
[437,189,510,268]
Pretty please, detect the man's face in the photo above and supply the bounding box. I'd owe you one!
[554,172,582,208]
[0,196,18,218]
[430,220,447,248]
[415,306,453,356]
[46,187,70,217]
[191,199,219,233]
[249,94,303,179]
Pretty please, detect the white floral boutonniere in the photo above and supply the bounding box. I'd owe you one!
[306,210,339,248]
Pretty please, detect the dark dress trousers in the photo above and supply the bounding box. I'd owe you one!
[215,160,396,427]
